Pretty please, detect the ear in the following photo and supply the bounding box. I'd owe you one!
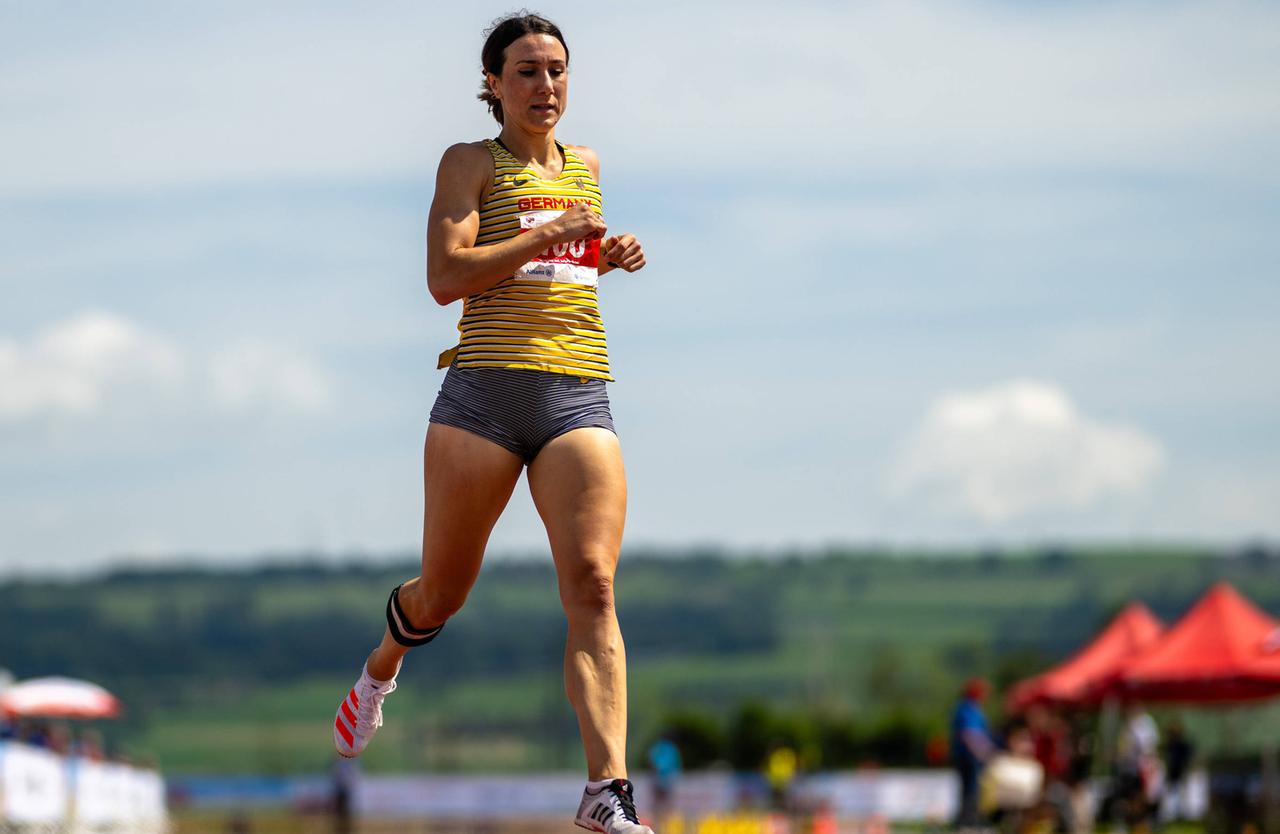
[486,72,501,100]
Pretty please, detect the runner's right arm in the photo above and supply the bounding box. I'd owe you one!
[426,143,606,306]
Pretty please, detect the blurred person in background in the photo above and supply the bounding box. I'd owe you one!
[1063,716,1096,834]
[73,727,105,760]
[984,719,1044,834]
[1108,703,1161,831]
[951,678,996,829]
[1002,719,1036,759]
[46,720,72,755]
[765,742,798,813]
[19,718,51,749]
[1161,718,1194,822]
[647,734,682,820]
[330,755,359,834]
[1027,705,1074,832]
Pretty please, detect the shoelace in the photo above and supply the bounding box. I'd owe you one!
[605,779,640,824]
[356,679,396,736]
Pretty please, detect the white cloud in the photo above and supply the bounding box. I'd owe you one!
[0,312,334,423]
[208,343,334,415]
[0,311,183,420]
[888,380,1164,522]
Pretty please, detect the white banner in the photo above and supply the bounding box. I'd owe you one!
[358,774,586,818]
[70,757,117,825]
[0,743,166,828]
[355,771,955,821]
[0,742,68,823]
[807,770,955,820]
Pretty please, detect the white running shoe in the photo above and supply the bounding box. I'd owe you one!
[574,778,654,833]
[333,663,397,758]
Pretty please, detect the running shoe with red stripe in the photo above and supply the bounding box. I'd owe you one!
[333,663,397,758]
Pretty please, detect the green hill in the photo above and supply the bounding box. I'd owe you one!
[2,545,1277,773]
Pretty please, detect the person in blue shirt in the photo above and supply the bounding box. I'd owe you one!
[647,736,682,819]
[951,678,996,829]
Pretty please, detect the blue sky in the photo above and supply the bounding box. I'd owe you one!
[2,1,1278,574]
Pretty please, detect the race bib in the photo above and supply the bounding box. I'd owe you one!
[514,209,600,286]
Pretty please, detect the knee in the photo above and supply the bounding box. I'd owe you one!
[559,561,616,619]
[408,581,468,625]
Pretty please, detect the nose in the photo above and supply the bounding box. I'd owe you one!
[535,70,554,93]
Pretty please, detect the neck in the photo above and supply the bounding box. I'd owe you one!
[497,124,559,166]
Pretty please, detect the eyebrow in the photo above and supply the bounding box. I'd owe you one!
[515,59,566,65]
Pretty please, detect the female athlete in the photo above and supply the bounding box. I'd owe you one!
[332,12,653,834]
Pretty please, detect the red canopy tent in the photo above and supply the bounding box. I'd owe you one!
[1117,582,1280,703]
[1247,628,1280,678]
[1008,602,1164,711]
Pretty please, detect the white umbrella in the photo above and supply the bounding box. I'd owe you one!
[0,677,122,719]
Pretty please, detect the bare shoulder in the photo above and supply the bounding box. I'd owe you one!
[438,141,492,178]
[566,143,601,180]
[433,141,493,204]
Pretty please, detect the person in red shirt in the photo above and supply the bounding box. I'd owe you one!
[1027,705,1075,832]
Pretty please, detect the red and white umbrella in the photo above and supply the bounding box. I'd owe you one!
[0,677,122,719]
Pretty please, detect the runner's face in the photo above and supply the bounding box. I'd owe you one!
[489,34,568,132]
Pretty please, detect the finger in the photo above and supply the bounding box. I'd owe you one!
[622,253,646,272]
[612,243,641,267]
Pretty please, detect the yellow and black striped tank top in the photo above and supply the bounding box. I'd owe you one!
[438,138,611,380]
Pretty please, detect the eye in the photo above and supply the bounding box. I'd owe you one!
[518,69,535,77]
[550,68,565,77]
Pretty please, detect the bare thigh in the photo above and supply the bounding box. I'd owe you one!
[406,422,524,623]
[526,427,627,599]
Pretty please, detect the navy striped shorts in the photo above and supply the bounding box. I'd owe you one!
[428,365,616,463]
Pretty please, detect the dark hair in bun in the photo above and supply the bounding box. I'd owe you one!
[478,11,569,125]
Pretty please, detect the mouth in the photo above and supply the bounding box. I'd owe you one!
[530,103,557,116]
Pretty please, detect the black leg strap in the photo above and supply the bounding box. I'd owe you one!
[386,584,444,647]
